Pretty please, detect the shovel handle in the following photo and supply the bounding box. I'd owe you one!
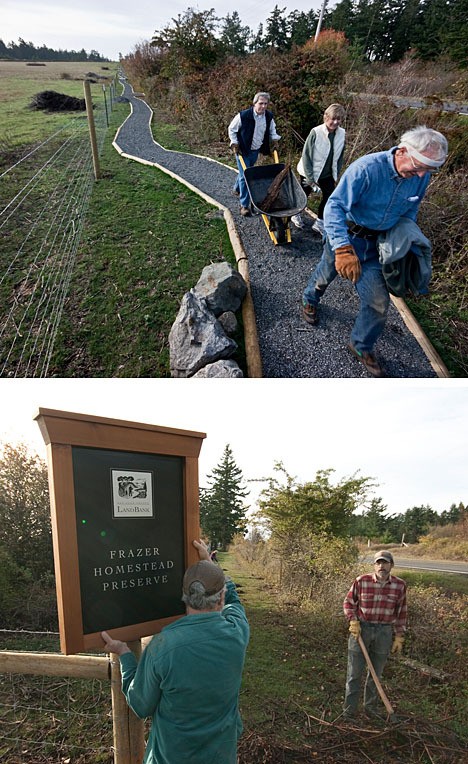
[357,634,395,717]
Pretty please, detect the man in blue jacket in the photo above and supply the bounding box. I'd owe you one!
[228,92,281,216]
[301,125,447,377]
[102,539,249,764]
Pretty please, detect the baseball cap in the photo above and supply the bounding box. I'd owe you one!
[373,550,394,564]
[183,560,225,596]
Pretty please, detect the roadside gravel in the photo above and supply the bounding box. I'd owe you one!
[114,79,437,378]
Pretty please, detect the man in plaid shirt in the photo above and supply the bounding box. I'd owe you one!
[343,550,407,718]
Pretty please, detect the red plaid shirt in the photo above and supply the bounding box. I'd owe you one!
[343,573,407,634]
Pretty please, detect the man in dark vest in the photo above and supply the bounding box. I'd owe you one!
[228,92,281,217]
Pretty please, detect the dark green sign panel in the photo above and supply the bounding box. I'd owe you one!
[72,446,185,634]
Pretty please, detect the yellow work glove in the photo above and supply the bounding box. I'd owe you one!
[348,620,361,640]
[230,143,239,154]
[335,244,362,284]
[391,635,404,654]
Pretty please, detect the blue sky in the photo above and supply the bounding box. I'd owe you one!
[2,1,326,60]
[0,378,466,517]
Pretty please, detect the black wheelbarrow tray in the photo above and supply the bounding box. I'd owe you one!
[244,162,307,244]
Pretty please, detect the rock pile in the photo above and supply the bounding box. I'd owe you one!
[169,262,247,378]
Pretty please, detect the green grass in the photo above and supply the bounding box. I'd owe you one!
[398,568,468,596]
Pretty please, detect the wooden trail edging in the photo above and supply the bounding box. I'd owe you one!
[0,645,145,764]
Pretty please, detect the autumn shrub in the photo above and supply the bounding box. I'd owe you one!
[407,584,467,671]
[230,533,358,606]
[344,53,468,99]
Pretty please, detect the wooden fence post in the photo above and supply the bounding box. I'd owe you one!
[83,79,101,180]
[110,640,146,764]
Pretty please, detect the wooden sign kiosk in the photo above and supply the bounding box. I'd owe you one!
[35,408,206,655]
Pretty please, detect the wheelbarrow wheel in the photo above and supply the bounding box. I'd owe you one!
[273,218,286,244]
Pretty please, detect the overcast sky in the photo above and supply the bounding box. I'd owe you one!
[0,378,466,518]
[2,0,326,60]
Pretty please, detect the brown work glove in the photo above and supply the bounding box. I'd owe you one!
[348,620,361,640]
[270,140,279,153]
[391,635,404,654]
[335,244,362,284]
[230,143,239,154]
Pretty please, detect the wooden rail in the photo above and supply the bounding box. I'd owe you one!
[0,645,145,764]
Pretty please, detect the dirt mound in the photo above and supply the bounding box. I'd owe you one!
[29,90,85,111]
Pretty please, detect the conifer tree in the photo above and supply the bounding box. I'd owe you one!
[200,444,249,550]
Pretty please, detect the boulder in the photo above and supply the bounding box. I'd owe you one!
[218,311,238,336]
[169,291,237,378]
[192,360,243,378]
[194,262,247,316]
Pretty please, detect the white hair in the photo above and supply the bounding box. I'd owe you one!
[399,126,448,163]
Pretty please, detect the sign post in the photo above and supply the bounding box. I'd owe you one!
[35,408,206,655]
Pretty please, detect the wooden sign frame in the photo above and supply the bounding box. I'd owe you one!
[35,408,206,655]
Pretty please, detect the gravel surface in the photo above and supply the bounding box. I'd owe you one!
[114,79,437,378]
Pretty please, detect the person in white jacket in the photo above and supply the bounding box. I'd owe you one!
[292,103,346,233]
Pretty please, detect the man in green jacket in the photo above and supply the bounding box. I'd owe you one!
[102,539,249,764]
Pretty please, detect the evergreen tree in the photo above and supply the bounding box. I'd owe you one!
[200,444,249,549]
[263,5,290,50]
[220,11,251,56]
[288,10,318,46]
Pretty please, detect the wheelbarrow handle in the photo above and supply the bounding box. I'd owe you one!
[357,634,395,717]
[237,150,280,171]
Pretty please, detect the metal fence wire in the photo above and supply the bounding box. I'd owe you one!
[0,85,112,378]
[0,629,114,763]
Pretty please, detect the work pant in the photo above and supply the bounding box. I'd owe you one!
[299,175,336,220]
[234,149,259,209]
[343,622,393,715]
[302,234,390,353]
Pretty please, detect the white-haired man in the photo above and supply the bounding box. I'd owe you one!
[302,125,448,376]
[102,540,249,764]
[343,550,407,719]
[228,91,281,216]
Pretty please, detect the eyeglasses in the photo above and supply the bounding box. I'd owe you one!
[407,151,439,175]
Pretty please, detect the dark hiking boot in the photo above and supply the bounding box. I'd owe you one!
[302,303,318,325]
[348,344,385,377]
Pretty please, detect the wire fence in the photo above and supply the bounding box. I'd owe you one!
[0,81,117,378]
[0,628,114,764]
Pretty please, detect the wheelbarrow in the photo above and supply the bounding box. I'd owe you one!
[239,151,308,245]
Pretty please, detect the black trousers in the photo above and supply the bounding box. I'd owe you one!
[299,175,336,219]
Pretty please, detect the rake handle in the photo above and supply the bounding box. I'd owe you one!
[357,634,395,717]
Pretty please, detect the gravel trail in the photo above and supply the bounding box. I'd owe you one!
[114,79,437,378]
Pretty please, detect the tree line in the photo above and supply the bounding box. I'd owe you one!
[200,447,466,550]
[0,37,107,62]
[150,2,467,66]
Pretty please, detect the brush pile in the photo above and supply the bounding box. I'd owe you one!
[29,90,85,111]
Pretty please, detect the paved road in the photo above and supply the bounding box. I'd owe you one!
[114,78,440,378]
[363,556,468,575]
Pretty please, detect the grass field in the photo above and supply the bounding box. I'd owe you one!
[0,61,119,148]
[0,61,241,377]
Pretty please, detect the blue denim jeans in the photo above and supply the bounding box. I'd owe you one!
[234,149,259,209]
[344,622,393,715]
[302,234,390,353]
